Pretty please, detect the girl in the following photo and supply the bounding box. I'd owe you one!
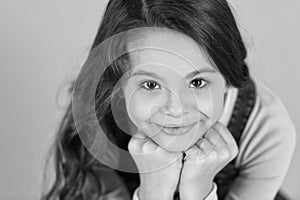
[42,0,296,200]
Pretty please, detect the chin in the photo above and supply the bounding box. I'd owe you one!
[161,143,193,153]
[153,133,202,153]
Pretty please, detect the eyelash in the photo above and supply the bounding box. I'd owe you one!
[140,78,209,92]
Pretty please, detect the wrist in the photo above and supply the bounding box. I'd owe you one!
[139,185,174,200]
[180,181,214,200]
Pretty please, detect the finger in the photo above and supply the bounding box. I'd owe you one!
[185,138,212,159]
[184,145,198,161]
[204,127,225,147]
[133,129,148,139]
[142,137,160,152]
[212,122,236,144]
[128,131,149,153]
[195,138,214,157]
[132,131,148,146]
[213,122,239,157]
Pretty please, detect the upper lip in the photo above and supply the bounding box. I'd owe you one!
[155,121,198,128]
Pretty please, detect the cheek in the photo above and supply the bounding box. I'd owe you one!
[195,84,225,125]
[125,92,160,127]
[210,88,224,123]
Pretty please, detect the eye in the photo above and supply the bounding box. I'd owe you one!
[141,81,161,91]
[190,78,208,89]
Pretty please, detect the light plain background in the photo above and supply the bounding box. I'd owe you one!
[0,0,299,199]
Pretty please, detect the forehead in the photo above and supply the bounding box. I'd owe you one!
[127,29,216,74]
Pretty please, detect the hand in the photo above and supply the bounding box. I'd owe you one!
[128,130,183,200]
[179,122,239,200]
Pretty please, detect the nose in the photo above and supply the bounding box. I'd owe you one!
[162,89,189,117]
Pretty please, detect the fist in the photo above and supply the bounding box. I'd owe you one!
[128,130,183,200]
[180,122,239,200]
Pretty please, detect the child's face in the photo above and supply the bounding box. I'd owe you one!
[122,30,227,152]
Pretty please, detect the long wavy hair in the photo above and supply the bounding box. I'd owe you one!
[42,0,250,199]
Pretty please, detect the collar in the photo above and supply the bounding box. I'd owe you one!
[219,86,238,126]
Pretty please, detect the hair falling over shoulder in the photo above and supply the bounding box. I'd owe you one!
[41,94,102,200]
[42,0,250,199]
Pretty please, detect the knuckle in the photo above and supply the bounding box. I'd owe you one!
[212,122,223,134]
[220,148,231,160]
[187,145,199,154]
[208,127,218,137]
[219,129,229,139]
[207,149,218,160]
[185,146,198,160]
[142,140,156,152]
[128,137,139,153]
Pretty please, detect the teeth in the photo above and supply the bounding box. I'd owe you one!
[155,122,197,136]
[162,126,188,135]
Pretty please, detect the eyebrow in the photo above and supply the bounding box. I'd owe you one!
[131,68,217,80]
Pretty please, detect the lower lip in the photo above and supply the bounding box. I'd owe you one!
[158,123,197,136]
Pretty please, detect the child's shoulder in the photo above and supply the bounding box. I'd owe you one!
[242,78,296,145]
[235,79,296,178]
[253,79,294,122]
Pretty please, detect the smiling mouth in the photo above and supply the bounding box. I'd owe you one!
[155,122,197,136]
